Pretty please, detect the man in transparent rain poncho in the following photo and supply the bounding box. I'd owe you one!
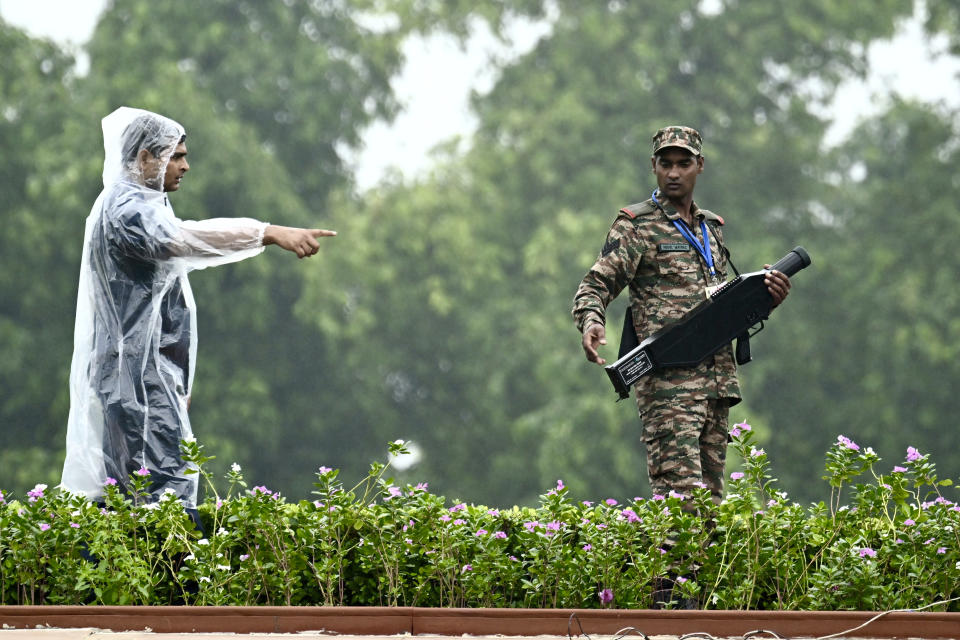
[60,107,336,518]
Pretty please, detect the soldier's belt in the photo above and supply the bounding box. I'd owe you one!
[605,246,811,400]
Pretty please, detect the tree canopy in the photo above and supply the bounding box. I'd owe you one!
[1,0,958,506]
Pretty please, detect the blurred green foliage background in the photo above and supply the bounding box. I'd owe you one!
[2,0,959,507]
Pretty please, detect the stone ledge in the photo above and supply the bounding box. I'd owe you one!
[0,606,958,639]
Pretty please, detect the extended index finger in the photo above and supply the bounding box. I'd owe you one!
[310,228,338,237]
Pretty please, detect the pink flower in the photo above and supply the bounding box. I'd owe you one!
[27,484,47,502]
[317,466,332,474]
[452,518,466,526]
[676,576,688,584]
[523,521,539,532]
[461,564,473,574]
[937,547,947,554]
[135,467,150,477]
[598,588,614,604]
[104,477,117,486]
[906,447,922,462]
[70,522,80,529]
[730,471,745,480]
[605,498,618,506]
[239,554,250,561]
[475,529,488,537]
[837,435,860,451]
[494,531,507,539]
[729,422,751,438]
[892,466,908,473]
[582,544,593,551]
[39,523,50,532]
[903,519,915,526]
[620,508,641,523]
[859,547,877,558]
[440,514,452,522]
[449,503,466,513]
[385,486,403,499]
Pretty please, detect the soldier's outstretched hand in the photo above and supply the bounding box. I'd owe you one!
[582,323,608,365]
[265,225,337,259]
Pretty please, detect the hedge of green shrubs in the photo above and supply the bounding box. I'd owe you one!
[2,428,958,609]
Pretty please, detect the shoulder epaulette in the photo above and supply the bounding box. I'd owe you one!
[699,209,725,226]
[619,199,657,219]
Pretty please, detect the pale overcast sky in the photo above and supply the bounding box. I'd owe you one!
[2,0,958,189]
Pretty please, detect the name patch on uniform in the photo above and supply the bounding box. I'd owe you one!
[658,242,690,252]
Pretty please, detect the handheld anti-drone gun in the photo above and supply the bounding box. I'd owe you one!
[604,246,811,400]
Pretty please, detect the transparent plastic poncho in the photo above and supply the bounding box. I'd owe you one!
[61,107,269,507]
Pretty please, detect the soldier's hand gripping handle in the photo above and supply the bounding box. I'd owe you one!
[582,323,608,365]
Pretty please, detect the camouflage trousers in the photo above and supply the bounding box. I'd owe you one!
[638,396,731,504]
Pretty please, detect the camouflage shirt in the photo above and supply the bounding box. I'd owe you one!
[572,191,741,402]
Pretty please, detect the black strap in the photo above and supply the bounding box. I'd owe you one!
[706,221,752,363]
[707,221,739,277]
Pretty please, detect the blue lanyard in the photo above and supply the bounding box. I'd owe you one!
[652,190,716,278]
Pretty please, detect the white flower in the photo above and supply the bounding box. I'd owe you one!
[231,462,241,473]
[197,538,209,546]
[183,436,196,443]
[216,564,231,572]
[218,528,228,536]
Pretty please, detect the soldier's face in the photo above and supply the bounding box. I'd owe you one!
[652,148,703,202]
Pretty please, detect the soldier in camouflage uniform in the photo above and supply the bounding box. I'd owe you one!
[572,126,791,505]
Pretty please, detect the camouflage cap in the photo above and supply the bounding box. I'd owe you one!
[652,125,702,156]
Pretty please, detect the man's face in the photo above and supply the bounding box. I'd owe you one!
[162,142,189,192]
[651,147,703,202]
